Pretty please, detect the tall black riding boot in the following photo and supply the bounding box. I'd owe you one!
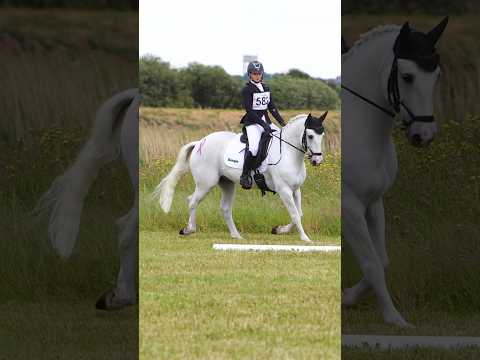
[240,150,255,189]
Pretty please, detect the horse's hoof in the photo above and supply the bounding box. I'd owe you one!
[96,289,133,311]
[95,290,114,310]
[341,288,360,307]
[383,310,413,329]
[271,226,279,234]
[179,228,185,235]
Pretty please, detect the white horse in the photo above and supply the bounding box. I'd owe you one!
[35,88,139,310]
[154,112,328,242]
[342,18,448,327]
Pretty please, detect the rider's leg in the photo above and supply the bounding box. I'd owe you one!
[246,124,263,156]
[240,124,263,189]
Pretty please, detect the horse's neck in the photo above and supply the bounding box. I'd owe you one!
[343,31,397,152]
[282,121,305,164]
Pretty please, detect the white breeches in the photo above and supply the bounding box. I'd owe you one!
[245,123,265,156]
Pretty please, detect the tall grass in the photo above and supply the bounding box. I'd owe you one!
[140,107,341,164]
[0,9,137,144]
[0,9,137,299]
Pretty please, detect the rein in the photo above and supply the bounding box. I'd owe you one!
[270,125,322,158]
[341,84,396,118]
[270,131,305,154]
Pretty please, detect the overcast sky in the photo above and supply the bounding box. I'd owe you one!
[139,0,340,79]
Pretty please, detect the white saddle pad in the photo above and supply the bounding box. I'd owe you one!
[224,124,282,173]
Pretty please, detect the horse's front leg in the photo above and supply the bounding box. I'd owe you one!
[278,187,310,242]
[343,199,389,307]
[343,187,410,328]
[272,188,302,235]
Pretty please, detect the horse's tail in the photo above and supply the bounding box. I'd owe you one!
[152,141,198,213]
[34,89,138,258]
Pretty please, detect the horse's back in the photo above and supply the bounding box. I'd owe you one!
[189,131,237,182]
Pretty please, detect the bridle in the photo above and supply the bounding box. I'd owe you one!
[342,55,436,129]
[270,123,323,159]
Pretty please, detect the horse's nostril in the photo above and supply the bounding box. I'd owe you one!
[412,134,422,146]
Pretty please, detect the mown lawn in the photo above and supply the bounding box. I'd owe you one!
[140,231,340,360]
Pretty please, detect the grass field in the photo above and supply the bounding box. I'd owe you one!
[140,108,341,358]
[140,232,340,360]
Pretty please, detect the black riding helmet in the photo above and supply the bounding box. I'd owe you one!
[247,61,264,83]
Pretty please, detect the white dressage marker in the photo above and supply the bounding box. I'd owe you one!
[213,244,341,252]
[342,335,480,350]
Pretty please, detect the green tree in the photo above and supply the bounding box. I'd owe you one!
[139,55,193,107]
[268,75,339,109]
[181,63,243,108]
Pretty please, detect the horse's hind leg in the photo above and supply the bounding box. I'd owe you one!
[180,184,213,235]
[272,188,302,235]
[97,101,138,310]
[219,178,242,239]
[96,205,138,310]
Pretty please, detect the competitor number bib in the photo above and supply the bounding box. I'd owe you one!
[252,91,270,110]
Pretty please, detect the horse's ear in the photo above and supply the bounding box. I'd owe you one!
[319,111,328,123]
[305,113,312,126]
[398,21,410,42]
[427,16,449,45]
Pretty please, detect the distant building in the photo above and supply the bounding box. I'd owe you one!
[242,55,258,74]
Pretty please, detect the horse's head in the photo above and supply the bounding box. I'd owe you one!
[386,17,448,147]
[303,111,327,166]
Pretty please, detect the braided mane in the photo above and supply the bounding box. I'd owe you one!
[342,25,400,63]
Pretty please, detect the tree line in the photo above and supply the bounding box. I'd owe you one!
[140,55,340,110]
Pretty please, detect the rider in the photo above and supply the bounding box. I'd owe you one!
[240,61,286,189]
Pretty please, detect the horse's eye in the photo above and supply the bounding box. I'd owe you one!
[402,73,414,83]
[308,135,314,140]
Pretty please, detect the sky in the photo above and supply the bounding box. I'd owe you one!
[139,0,340,79]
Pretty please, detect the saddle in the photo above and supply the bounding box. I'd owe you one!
[224,124,282,195]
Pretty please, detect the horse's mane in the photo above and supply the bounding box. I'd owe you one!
[286,114,308,127]
[342,25,400,64]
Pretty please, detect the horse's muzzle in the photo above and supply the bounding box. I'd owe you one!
[310,156,323,166]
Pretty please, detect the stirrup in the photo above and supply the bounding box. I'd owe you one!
[240,174,252,189]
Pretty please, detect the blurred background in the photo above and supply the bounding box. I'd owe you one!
[342,1,480,356]
[0,1,138,359]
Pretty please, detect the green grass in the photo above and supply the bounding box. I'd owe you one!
[1,301,137,360]
[140,231,340,359]
[342,347,480,359]
[342,118,480,335]
[140,155,341,239]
